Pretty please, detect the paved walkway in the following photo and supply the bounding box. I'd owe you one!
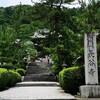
[0,82,76,100]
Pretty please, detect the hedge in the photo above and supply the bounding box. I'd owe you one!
[16,68,26,76]
[0,63,14,70]
[59,66,85,94]
[0,68,9,90]
[51,64,62,75]
[7,70,22,87]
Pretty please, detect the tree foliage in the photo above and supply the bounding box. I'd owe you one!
[0,0,99,67]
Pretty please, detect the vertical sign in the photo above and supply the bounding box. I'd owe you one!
[84,33,98,84]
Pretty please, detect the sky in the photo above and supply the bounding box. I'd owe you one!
[0,0,39,7]
[0,0,81,8]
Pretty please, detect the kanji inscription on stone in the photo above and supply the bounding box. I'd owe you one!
[84,33,98,84]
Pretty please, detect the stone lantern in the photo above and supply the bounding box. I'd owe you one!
[61,61,67,68]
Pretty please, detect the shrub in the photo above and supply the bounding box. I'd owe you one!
[51,64,62,75]
[14,63,21,69]
[0,63,14,70]
[59,66,85,94]
[16,68,26,76]
[0,68,9,90]
[20,60,27,70]
[15,61,27,70]
[7,70,22,87]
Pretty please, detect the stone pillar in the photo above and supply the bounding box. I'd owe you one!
[80,33,100,98]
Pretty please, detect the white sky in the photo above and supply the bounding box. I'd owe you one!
[0,0,39,7]
[0,0,81,8]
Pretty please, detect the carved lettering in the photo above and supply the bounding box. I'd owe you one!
[87,33,96,76]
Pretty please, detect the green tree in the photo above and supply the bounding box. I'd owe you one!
[0,24,16,64]
[32,0,83,66]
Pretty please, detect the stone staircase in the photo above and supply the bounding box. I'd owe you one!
[16,82,59,87]
[23,62,56,81]
[0,61,76,99]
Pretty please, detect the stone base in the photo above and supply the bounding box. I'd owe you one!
[80,85,100,98]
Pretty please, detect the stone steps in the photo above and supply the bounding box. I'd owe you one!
[23,62,56,81]
[16,82,59,87]
[25,62,51,74]
[24,73,56,81]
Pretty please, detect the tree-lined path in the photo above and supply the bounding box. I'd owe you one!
[0,0,99,99]
[0,59,76,100]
